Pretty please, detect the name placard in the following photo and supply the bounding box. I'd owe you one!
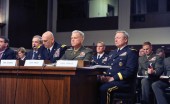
[24,60,44,66]
[0,60,17,66]
[56,60,78,67]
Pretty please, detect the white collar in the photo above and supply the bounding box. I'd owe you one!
[97,52,104,57]
[21,56,26,60]
[118,45,127,51]
[48,45,54,51]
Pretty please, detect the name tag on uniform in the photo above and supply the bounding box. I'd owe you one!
[24,60,44,66]
[0,60,17,66]
[56,60,78,67]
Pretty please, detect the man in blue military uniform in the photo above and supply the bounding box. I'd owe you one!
[41,31,67,63]
[26,35,43,59]
[91,41,108,65]
[99,31,138,104]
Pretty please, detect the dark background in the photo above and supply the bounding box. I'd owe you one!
[8,0,47,49]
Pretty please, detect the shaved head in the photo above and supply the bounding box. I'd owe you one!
[42,31,54,39]
[42,31,55,48]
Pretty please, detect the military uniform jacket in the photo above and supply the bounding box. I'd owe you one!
[1,47,16,59]
[91,53,108,65]
[138,53,164,79]
[164,57,170,76]
[26,46,43,60]
[41,42,67,63]
[61,46,93,61]
[105,46,138,81]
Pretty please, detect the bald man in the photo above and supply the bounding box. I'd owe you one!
[61,30,93,61]
[41,31,67,63]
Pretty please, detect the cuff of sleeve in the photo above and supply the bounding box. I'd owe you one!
[113,72,123,81]
[118,72,123,80]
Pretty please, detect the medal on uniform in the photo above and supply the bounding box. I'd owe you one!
[119,62,123,66]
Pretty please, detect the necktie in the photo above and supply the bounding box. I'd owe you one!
[32,51,36,59]
[48,49,50,54]
[117,49,120,52]
[98,55,100,59]
[0,50,5,59]
[47,49,51,58]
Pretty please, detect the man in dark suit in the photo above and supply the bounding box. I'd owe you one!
[41,31,67,63]
[152,57,170,104]
[138,42,164,104]
[61,30,92,61]
[99,31,138,104]
[26,35,42,59]
[91,41,108,65]
[0,36,15,59]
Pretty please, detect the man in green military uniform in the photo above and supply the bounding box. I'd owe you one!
[138,42,164,104]
[61,30,93,61]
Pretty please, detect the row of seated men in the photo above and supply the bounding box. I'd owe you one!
[0,30,169,104]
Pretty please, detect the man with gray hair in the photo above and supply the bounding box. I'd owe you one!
[61,30,93,61]
[26,35,43,59]
[91,41,108,65]
[99,30,138,104]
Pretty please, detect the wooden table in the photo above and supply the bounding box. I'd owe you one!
[0,66,104,104]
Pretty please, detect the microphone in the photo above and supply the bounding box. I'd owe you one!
[33,45,37,51]
[33,45,36,49]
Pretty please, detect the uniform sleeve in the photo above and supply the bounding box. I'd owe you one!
[152,56,164,77]
[113,50,138,81]
[83,48,93,61]
[60,50,68,60]
[59,44,67,59]
[138,57,143,75]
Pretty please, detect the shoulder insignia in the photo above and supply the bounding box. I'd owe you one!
[85,47,93,51]
[61,44,66,48]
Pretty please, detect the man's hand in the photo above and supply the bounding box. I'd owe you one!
[148,67,155,74]
[100,76,114,83]
[108,77,114,82]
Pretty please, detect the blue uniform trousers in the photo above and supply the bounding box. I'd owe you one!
[100,81,129,104]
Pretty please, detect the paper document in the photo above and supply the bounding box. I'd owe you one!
[81,65,111,69]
